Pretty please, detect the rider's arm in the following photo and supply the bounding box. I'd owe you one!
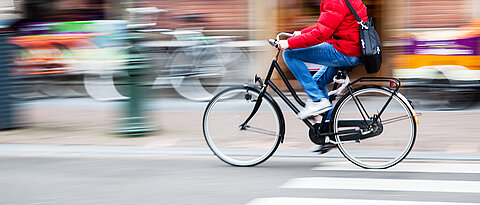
[287,0,347,49]
[300,25,315,34]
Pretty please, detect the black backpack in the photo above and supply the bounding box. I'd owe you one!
[343,0,382,74]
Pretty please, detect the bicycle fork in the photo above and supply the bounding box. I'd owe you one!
[238,88,266,130]
[239,60,277,130]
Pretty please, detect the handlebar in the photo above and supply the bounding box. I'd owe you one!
[268,32,294,48]
[276,32,294,40]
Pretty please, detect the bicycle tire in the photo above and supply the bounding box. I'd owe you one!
[168,47,226,101]
[202,86,285,166]
[331,85,417,169]
[168,45,250,101]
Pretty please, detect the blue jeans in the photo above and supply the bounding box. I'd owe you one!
[283,43,362,102]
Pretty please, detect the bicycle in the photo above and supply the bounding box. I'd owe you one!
[125,9,252,101]
[202,33,419,169]
[140,27,251,101]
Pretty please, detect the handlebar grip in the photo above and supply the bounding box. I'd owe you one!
[268,39,278,48]
[269,33,293,48]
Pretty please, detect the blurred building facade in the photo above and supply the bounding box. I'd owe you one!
[275,0,480,75]
[2,0,480,85]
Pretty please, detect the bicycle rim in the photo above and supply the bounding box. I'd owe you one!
[203,87,282,166]
[169,47,225,101]
[332,86,416,169]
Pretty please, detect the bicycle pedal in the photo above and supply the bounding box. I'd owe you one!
[312,143,336,154]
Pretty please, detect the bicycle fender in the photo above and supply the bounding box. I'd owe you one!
[243,84,286,143]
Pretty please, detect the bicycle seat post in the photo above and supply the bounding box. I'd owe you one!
[330,70,344,102]
[336,70,347,80]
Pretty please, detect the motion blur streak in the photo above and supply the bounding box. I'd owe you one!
[0,1,479,204]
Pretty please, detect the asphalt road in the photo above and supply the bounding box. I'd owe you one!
[1,146,479,205]
[2,94,480,204]
[5,96,480,159]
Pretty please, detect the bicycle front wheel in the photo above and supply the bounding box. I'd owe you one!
[203,86,284,166]
[331,86,417,169]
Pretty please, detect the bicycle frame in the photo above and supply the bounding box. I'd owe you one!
[202,33,418,168]
[240,48,405,143]
[240,49,322,133]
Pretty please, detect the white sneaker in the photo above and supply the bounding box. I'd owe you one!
[297,98,332,120]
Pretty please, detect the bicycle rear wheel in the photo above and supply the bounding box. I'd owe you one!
[331,86,417,169]
[202,86,284,166]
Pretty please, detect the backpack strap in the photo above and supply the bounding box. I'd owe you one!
[343,0,369,29]
[343,0,361,22]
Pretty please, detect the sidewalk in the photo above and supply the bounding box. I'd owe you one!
[0,98,479,160]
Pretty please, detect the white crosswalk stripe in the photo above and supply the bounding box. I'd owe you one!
[312,161,480,174]
[245,161,480,205]
[246,197,480,205]
[280,177,480,193]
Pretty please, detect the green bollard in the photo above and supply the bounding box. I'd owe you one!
[112,46,155,137]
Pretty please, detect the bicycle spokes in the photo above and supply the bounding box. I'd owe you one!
[332,86,416,169]
[242,125,277,136]
[380,114,413,125]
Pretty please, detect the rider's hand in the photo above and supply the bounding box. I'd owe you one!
[278,40,289,50]
[293,31,301,36]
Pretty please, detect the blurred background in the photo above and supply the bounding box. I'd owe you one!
[0,0,478,146]
[0,0,480,204]
[0,0,479,105]
[0,0,478,143]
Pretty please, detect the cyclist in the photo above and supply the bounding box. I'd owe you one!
[278,0,368,120]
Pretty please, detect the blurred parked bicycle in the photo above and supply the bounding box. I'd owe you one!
[7,7,255,101]
[113,7,252,101]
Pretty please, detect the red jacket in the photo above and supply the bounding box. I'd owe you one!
[287,0,368,57]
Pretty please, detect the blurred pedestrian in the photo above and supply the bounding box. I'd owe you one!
[278,0,368,120]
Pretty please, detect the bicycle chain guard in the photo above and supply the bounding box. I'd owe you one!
[336,119,384,142]
[309,119,384,145]
[309,122,332,145]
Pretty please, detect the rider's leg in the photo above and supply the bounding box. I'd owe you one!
[283,52,322,102]
[312,66,338,121]
[310,67,339,152]
[312,66,338,100]
[283,43,341,102]
[283,50,331,118]
[283,43,357,119]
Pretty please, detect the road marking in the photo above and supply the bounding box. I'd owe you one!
[246,197,480,205]
[280,177,480,193]
[312,162,480,174]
